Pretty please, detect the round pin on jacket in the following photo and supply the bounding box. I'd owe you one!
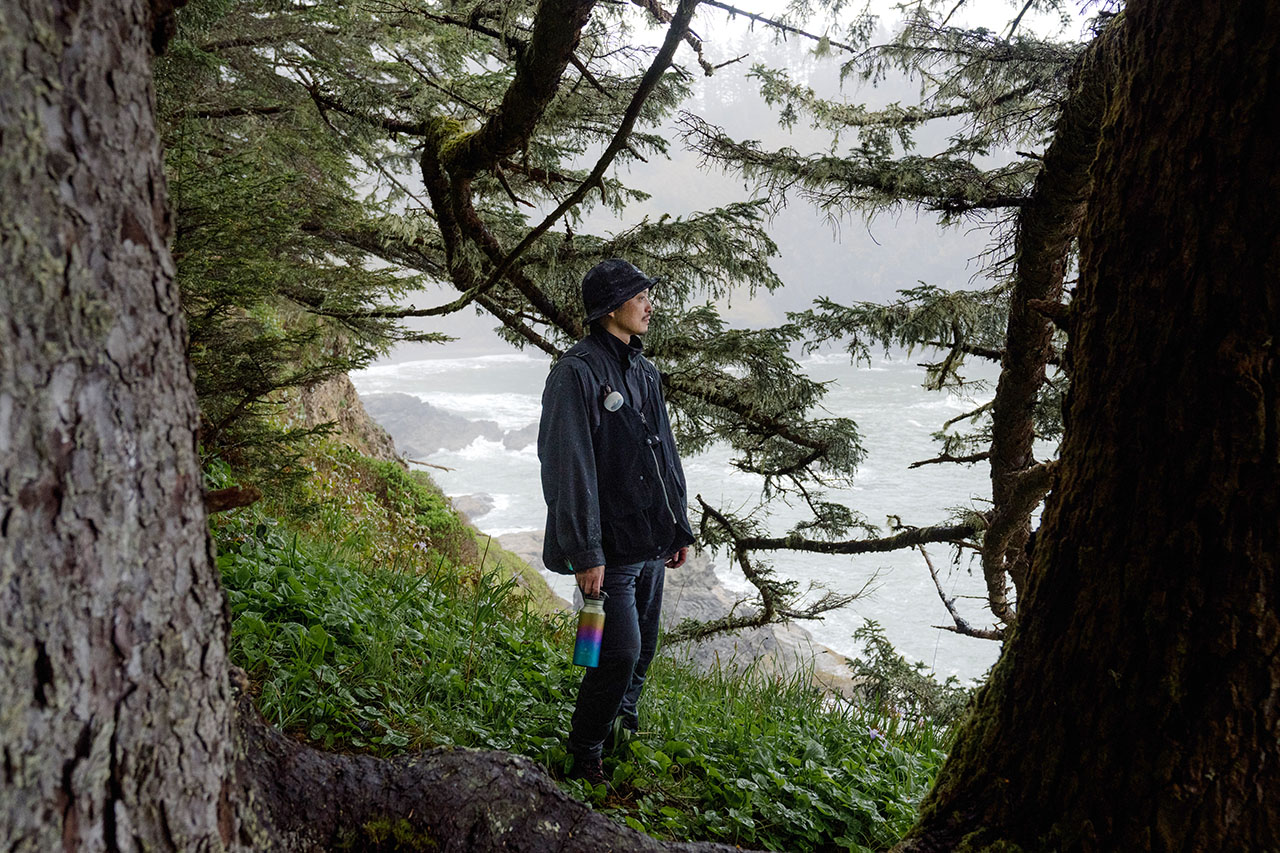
[603,390,624,412]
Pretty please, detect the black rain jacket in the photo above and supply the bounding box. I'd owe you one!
[538,330,695,574]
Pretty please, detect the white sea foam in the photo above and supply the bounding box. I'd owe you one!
[356,351,547,377]
[454,436,511,460]
[351,352,550,395]
[409,391,541,430]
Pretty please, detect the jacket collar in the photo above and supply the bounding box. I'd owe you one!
[589,328,644,368]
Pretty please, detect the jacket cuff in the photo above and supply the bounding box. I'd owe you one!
[568,546,606,573]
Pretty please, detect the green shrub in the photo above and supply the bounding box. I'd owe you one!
[847,620,974,729]
[585,654,949,852]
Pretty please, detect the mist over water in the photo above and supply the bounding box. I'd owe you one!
[353,349,1003,685]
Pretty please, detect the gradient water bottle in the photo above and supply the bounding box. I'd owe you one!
[573,594,606,667]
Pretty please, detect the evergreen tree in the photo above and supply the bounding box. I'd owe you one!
[154,3,445,486]
[899,0,1280,843]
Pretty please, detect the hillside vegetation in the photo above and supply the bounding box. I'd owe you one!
[208,439,964,852]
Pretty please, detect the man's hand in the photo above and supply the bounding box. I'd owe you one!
[576,565,605,597]
[665,547,688,569]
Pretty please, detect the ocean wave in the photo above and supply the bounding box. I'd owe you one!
[409,391,542,430]
[452,436,517,460]
[355,351,549,377]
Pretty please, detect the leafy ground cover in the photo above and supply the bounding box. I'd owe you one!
[209,451,963,851]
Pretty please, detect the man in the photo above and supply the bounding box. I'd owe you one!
[538,258,696,784]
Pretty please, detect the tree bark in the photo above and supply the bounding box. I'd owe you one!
[981,19,1121,624]
[0,0,235,850]
[897,0,1280,849]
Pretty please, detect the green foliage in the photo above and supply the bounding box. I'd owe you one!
[216,503,578,755]
[601,656,949,852]
[847,621,974,729]
[213,453,953,851]
[155,0,442,487]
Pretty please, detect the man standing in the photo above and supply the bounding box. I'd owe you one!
[538,258,696,784]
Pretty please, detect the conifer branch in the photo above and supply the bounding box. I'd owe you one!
[679,112,1033,216]
[479,0,701,294]
[920,546,1003,641]
[305,86,430,136]
[664,497,868,644]
[494,165,533,207]
[662,372,828,453]
[497,159,575,185]
[176,104,289,119]
[699,1,862,54]
[391,50,493,116]
[475,296,561,357]
[628,0,714,75]
[441,0,599,180]
[452,179,586,338]
[734,519,982,555]
[919,340,1059,367]
[943,401,993,429]
[1006,0,1037,39]
[569,54,611,95]
[413,9,525,47]
[751,70,1043,136]
[199,30,338,53]
[909,450,991,469]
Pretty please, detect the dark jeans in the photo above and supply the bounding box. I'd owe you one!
[568,557,665,762]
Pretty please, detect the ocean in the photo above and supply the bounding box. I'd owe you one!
[351,348,1004,685]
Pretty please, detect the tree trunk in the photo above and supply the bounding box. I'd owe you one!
[0,0,237,849]
[980,20,1122,623]
[0,3,748,851]
[897,1,1280,849]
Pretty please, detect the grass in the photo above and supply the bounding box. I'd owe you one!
[209,449,963,852]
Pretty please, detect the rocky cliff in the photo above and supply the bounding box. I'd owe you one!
[293,374,400,462]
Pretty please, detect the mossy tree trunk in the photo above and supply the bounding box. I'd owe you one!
[897,0,1280,849]
[0,0,237,849]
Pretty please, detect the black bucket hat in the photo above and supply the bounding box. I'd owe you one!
[582,258,661,323]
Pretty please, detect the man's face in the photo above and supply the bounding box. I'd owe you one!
[606,289,652,338]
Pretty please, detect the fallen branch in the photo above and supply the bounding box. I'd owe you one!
[405,458,455,472]
[204,484,262,514]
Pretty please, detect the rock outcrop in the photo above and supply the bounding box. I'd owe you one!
[361,392,510,457]
[295,374,400,462]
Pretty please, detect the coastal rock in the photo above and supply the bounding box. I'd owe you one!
[450,493,495,524]
[503,422,539,451]
[496,530,549,575]
[293,375,399,462]
[361,392,503,457]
